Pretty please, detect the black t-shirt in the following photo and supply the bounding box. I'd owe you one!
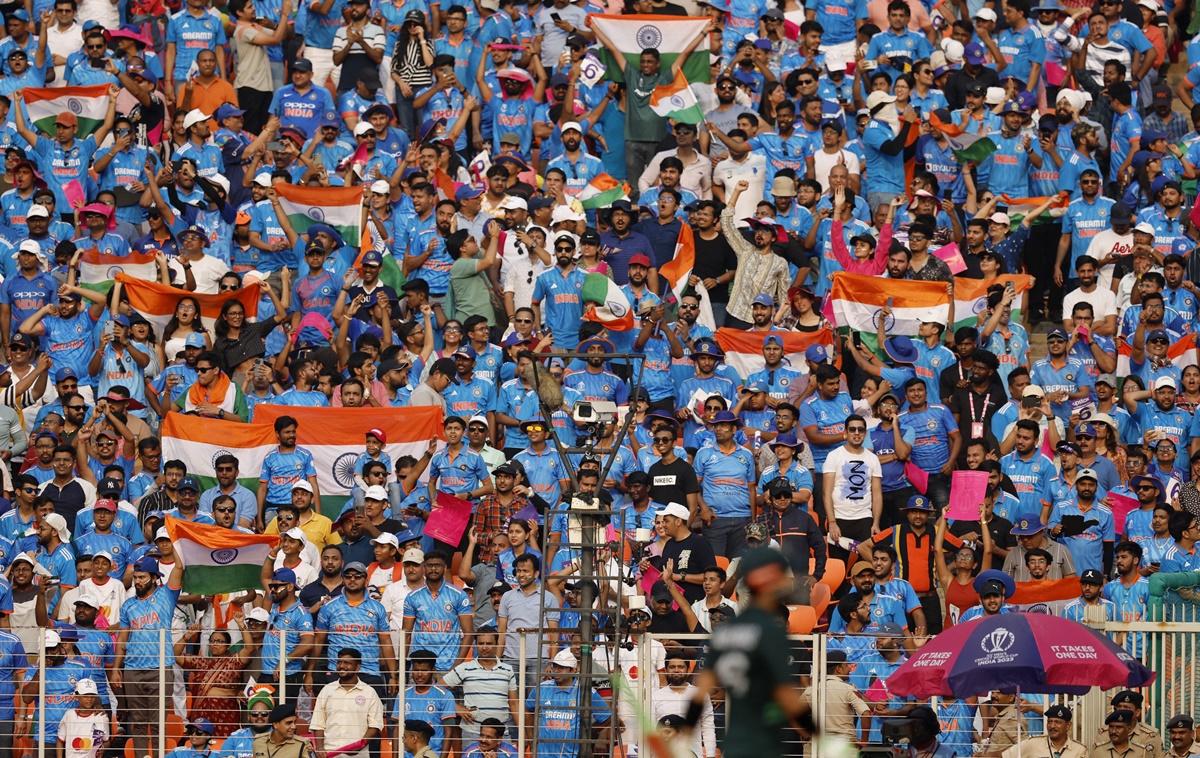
[948,515,1015,565]
[692,232,739,303]
[660,532,717,603]
[648,458,700,506]
[947,382,1006,446]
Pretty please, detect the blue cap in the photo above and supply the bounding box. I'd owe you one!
[81,19,101,30]
[1033,0,1063,10]
[112,313,130,327]
[690,341,724,359]
[189,718,215,736]
[453,345,477,360]
[1074,422,1096,437]
[770,432,802,449]
[1147,329,1170,342]
[903,495,934,511]
[752,294,776,307]
[11,9,30,21]
[1142,127,1167,143]
[579,337,614,353]
[361,250,383,266]
[56,625,80,642]
[1000,99,1023,115]
[1151,175,1171,196]
[271,568,298,585]
[178,475,200,492]
[215,103,245,121]
[184,333,206,348]
[1011,513,1047,535]
[134,556,159,574]
[964,42,986,64]
[54,367,77,383]
[1016,91,1037,112]
[884,335,918,364]
[973,569,1016,598]
[763,334,784,348]
[706,410,744,427]
[455,184,484,202]
[805,344,829,363]
[1046,327,1069,341]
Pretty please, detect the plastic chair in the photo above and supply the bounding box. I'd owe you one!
[787,604,816,634]
[715,555,730,571]
[809,580,832,620]
[817,557,846,595]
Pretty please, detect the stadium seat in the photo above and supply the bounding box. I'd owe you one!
[787,605,816,634]
[809,581,832,621]
[817,558,846,595]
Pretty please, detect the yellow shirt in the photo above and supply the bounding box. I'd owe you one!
[265,510,342,549]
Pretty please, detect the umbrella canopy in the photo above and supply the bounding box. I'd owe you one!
[887,613,1156,698]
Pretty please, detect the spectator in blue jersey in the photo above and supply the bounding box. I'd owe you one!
[1047,467,1115,575]
[314,560,397,700]
[403,550,473,672]
[959,569,1016,623]
[896,378,960,508]
[257,415,320,530]
[526,648,611,758]
[694,411,757,559]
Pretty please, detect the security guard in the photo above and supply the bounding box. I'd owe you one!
[1089,711,1156,758]
[253,704,313,758]
[1167,714,1200,757]
[1003,704,1088,758]
[982,690,1025,755]
[1090,692,1163,758]
[404,718,439,758]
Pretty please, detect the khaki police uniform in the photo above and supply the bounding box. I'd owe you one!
[252,732,314,758]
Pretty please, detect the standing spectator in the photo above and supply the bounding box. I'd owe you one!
[403,550,473,671]
[823,414,884,560]
[311,648,385,758]
[314,561,397,699]
[525,649,612,758]
[443,628,519,743]
[658,502,717,604]
[497,553,558,678]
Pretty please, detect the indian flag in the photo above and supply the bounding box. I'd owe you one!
[825,271,951,335]
[1116,333,1198,377]
[166,516,278,595]
[116,274,260,335]
[1000,193,1070,224]
[274,183,363,247]
[162,406,443,519]
[714,327,835,378]
[952,274,1033,331]
[1009,577,1083,616]
[79,249,158,291]
[578,174,629,210]
[927,110,997,164]
[24,85,109,137]
[589,14,711,84]
[581,273,635,331]
[658,224,715,330]
[650,70,703,124]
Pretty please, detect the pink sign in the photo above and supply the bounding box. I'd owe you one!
[63,179,86,211]
[945,470,989,520]
[424,491,472,545]
[905,461,929,494]
[1108,492,1140,536]
[933,242,967,274]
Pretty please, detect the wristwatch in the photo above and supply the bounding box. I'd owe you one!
[218,409,226,419]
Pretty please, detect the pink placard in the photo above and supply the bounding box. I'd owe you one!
[945,470,989,520]
[933,242,967,274]
[905,461,929,494]
[1108,492,1140,536]
[639,564,662,597]
[62,179,86,211]
[424,491,472,545]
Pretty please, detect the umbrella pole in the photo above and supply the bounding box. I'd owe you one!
[1017,689,1022,758]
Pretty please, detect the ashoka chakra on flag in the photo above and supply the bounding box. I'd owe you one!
[637,24,662,47]
[210,548,240,564]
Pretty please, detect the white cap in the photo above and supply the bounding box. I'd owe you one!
[183,109,208,130]
[44,629,61,648]
[242,270,265,286]
[1134,222,1156,236]
[941,38,964,64]
[209,174,230,194]
[153,525,170,541]
[245,607,270,623]
[75,678,99,695]
[974,7,997,20]
[551,649,577,667]
[25,204,48,219]
[551,205,584,225]
[1138,0,1159,10]
[988,212,1011,226]
[402,547,425,564]
[43,512,70,543]
[659,503,690,521]
[1022,384,1046,398]
[627,595,647,611]
[291,479,314,494]
[467,414,489,428]
[9,552,34,567]
[363,484,388,501]
[1076,467,1099,481]
[826,57,847,72]
[985,86,1006,105]
[283,527,306,541]
[865,91,896,112]
[1155,376,1178,390]
[370,179,391,195]
[253,173,272,188]
[74,595,101,609]
[560,121,583,134]
[354,121,375,137]
[372,532,399,548]
[92,550,114,563]
[499,195,527,211]
[18,240,40,255]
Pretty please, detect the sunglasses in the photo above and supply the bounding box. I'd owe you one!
[525,424,545,432]
[197,366,217,373]
[555,246,575,252]
[215,506,236,513]
[1137,484,1158,491]
[219,284,238,291]
[847,426,867,433]
[514,318,532,323]
[679,304,698,310]
[654,436,674,444]
[798,78,815,84]
[66,405,85,411]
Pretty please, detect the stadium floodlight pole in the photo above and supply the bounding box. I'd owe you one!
[528,349,645,758]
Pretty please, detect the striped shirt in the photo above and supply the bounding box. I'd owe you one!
[442,658,517,723]
[720,207,790,323]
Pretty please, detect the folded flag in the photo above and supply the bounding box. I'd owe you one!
[165,516,279,596]
[274,183,363,247]
[582,272,635,331]
[713,327,835,378]
[23,85,109,137]
[589,14,711,83]
[927,110,997,164]
[650,70,703,124]
[79,249,158,291]
[578,174,630,210]
[1116,333,1197,376]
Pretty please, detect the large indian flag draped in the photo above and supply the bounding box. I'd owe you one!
[116,274,260,334]
[80,249,158,291]
[166,516,279,595]
[714,327,835,378]
[582,273,635,331]
[589,15,711,84]
[1116,334,1198,376]
[274,184,363,247]
[825,272,952,335]
[24,85,109,137]
[658,224,715,331]
[928,110,997,164]
[578,174,629,210]
[162,406,443,519]
[649,70,703,124]
[952,274,1033,331]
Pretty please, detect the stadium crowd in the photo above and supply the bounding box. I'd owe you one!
[0,0,1193,753]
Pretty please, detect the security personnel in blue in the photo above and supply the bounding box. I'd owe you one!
[525,648,611,758]
[959,569,1016,623]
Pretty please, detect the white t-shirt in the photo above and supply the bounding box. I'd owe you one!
[58,709,109,758]
[811,149,862,192]
[1061,283,1117,324]
[45,23,81,87]
[821,445,882,521]
[1082,230,1133,290]
[75,577,129,624]
[712,154,767,223]
[168,254,232,294]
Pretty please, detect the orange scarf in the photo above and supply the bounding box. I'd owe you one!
[185,370,235,413]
